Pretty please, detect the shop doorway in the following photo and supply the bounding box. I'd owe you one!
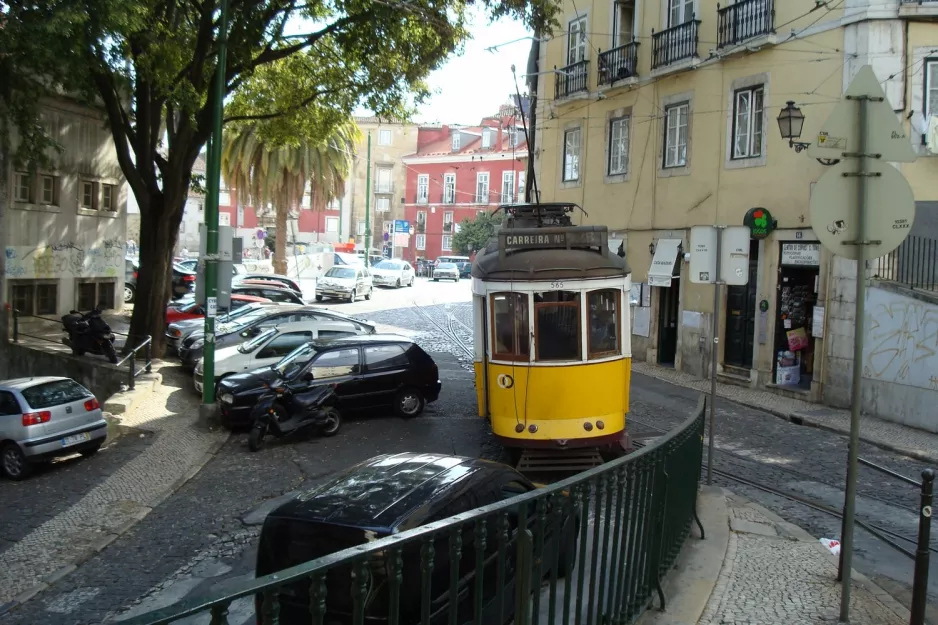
[773,242,821,390]
[724,240,760,370]
[657,278,680,366]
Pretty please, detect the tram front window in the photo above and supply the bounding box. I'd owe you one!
[588,289,620,358]
[534,291,580,361]
[491,293,529,360]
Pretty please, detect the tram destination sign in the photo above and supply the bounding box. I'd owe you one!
[500,230,605,251]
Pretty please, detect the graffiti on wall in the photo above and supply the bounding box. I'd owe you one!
[4,239,124,279]
[863,288,938,391]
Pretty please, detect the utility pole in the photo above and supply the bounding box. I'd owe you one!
[363,132,372,268]
[200,0,229,410]
[707,227,723,486]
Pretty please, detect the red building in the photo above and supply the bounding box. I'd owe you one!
[402,107,528,262]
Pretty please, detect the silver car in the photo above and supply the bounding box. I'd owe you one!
[0,377,108,480]
[432,262,460,282]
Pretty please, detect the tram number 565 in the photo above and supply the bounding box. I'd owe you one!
[549,281,564,289]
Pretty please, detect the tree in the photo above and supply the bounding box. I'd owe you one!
[452,210,505,256]
[7,0,558,352]
[221,113,359,274]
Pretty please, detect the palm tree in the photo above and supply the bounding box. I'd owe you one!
[221,121,360,274]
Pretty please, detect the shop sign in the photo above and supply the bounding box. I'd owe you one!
[743,207,776,240]
[781,242,821,266]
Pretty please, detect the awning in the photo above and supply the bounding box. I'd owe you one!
[648,238,682,287]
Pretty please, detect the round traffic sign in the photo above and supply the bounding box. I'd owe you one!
[810,159,914,260]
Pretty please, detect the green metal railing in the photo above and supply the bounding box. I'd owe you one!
[124,397,706,625]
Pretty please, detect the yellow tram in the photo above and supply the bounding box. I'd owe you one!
[470,203,632,458]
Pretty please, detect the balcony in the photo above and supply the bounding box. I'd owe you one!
[598,42,640,86]
[374,182,394,194]
[651,19,700,71]
[899,0,938,18]
[717,0,775,49]
[554,60,590,99]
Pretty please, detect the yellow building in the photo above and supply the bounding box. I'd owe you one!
[532,0,938,403]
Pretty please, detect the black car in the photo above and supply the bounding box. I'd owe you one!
[234,273,303,295]
[124,258,138,304]
[216,335,441,428]
[255,452,574,625]
[177,306,376,368]
[232,284,304,304]
[172,263,197,299]
[456,261,472,279]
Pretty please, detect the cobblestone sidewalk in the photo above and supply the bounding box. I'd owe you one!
[0,363,228,608]
[699,493,908,625]
[632,361,938,464]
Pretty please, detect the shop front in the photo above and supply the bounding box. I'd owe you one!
[773,241,822,390]
[647,238,684,366]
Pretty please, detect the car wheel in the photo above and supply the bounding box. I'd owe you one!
[432,278,438,282]
[315,295,324,302]
[365,287,372,300]
[80,442,103,457]
[1,443,30,480]
[124,284,136,304]
[248,423,267,452]
[395,388,425,418]
[396,279,402,288]
[320,407,342,437]
[349,289,357,303]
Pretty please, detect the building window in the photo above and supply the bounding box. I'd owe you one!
[218,190,230,205]
[375,197,391,213]
[926,59,938,119]
[664,102,689,169]
[357,222,366,235]
[40,175,57,205]
[669,0,694,27]
[416,234,426,250]
[416,174,429,204]
[732,85,764,159]
[517,171,526,202]
[328,199,340,210]
[534,291,581,361]
[443,211,454,232]
[491,292,530,361]
[482,129,492,149]
[614,0,635,46]
[475,172,490,204]
[101,184,116,211]
[567,16,587,65]
[376,167,392,193]
[13,172,32,203]
[77,280,116,311]
[608,116,630,176]
[510,128,521,147]
[301,194,311,208]
[378,129,393,146]
[383,221,394,235]
[443,173,456,204]
[563,128,581,181]
[416,211,427,233]
[588,290,620,358]
[501,171,515,203]
[441,235,453,251]
[10,282,58,316]
[80,180,96,209]
[325,217,339,232]
[452,133,461,151]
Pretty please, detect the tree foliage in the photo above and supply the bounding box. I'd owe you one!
[452,210,504,256]
[4,0,559,350]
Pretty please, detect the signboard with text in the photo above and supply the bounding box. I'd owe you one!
[780,242,821,266]
[499,230,606,251]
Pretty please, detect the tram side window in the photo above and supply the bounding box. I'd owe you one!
[491,293,530,360]
[534,291,580,361]
[588,289,620,358]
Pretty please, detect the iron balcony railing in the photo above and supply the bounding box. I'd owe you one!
[598,41,640,86]
[123,399,707,625]
[873,235,938,292]
[717,0,775,49]
[651,19,701,70]
[555,60,590,99]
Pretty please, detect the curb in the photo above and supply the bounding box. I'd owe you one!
[0,431,230,618]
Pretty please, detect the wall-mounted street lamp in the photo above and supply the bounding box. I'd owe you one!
[777,101,839,166]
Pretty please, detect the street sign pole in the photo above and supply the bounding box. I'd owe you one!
[707,227,723,486]
[364,132,372,268]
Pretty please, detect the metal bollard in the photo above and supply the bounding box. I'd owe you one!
[910,468,935,625]
[128,350,136,390]
[12,308,19,342]
[145,336,152,373]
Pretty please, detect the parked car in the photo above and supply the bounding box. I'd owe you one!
[165,294,270,326]
[165,302,278,354]
[193,320,370,394]
[371,259,415,288]
[124,258,138,304]
[431,262,460,282]
[216,334,440,428]
[176,258,198,272]
[0,377,108,480]
[435,255,471,267]
[237,278,304,301]
[233,273,303,296]
[254,452,575,625]
[456,261,472,279]
[172,263,197,299]
[232,284,304,305]
[334,252,362,266]
[178,306,377,369]
[315,266,374,302]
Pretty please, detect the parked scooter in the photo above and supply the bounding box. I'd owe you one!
[62,307,119,364]
[248,385,341,451]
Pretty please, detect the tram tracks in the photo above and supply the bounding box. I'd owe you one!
[412,300,474,358]
[627,415,937,558]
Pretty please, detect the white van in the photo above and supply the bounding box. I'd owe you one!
[193,320,365,393]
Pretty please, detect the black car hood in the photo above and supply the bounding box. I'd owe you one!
[219,368,282,394]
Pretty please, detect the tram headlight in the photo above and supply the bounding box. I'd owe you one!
[596,420,605,430]
[528,424,538,433]
[583,422,593,432]
[515,423,525,433]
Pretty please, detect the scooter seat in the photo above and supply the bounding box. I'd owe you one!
[290,389,332,411]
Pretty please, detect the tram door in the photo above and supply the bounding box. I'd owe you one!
[657,278,680,366]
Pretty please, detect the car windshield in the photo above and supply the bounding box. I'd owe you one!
[238,327,278,353]
[374,260,402,270]
[222,304,260,322]
[226,309,275,332]
[325,267,356,279]
[438,263,457,269]
[21,379,91,409]
[179,302,201,313]
[273,343,318,377]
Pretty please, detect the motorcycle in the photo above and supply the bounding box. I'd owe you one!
[62,308,119,364]
[248,385,342,452]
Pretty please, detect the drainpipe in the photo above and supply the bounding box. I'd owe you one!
[524,35,540,203]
